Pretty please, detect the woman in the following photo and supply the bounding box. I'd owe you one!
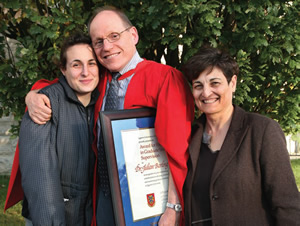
[182,47,300,225]
[19,32,99,225]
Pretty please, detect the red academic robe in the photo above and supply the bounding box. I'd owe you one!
[5,60,194,225]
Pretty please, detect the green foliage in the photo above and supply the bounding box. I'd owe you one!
[0,0,90,124]
[0,0,299,135]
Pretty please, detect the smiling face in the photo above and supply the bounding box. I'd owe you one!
[89,10,139,72]
[192,67,237,117]
[61,44,99,105]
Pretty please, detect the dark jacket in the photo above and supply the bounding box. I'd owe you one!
[19,76,99,226]
[184,105,300,226]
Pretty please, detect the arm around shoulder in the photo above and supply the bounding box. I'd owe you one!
[25,78,58,124]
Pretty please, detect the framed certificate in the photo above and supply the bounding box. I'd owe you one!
[100,108,169,226]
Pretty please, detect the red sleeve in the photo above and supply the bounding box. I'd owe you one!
[4,143,23,211]
[90,72,107,226]
[31,78,59,90]
[124,61,194,224]
[154,67,194,210]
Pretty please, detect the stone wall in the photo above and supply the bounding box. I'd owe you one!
[0,115,18,175]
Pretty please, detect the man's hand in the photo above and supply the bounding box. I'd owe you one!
[158,171,181,225]
[25,90,52,124]
[159,207,180,226]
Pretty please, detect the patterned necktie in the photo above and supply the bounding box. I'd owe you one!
[104,72,121,110]
[98,72,121,195]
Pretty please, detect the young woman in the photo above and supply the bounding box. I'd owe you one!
[19,32,99,226]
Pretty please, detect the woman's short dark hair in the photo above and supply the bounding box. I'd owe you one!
[182,47,239,83]
[60,32,92,70]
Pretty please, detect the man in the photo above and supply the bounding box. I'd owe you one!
[6,6,194,226]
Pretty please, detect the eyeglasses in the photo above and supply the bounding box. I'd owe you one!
[92,27,132,49]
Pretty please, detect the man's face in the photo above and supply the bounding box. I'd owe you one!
[89,10,139,72]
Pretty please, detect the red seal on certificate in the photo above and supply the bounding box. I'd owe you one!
[146,193,155,207]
